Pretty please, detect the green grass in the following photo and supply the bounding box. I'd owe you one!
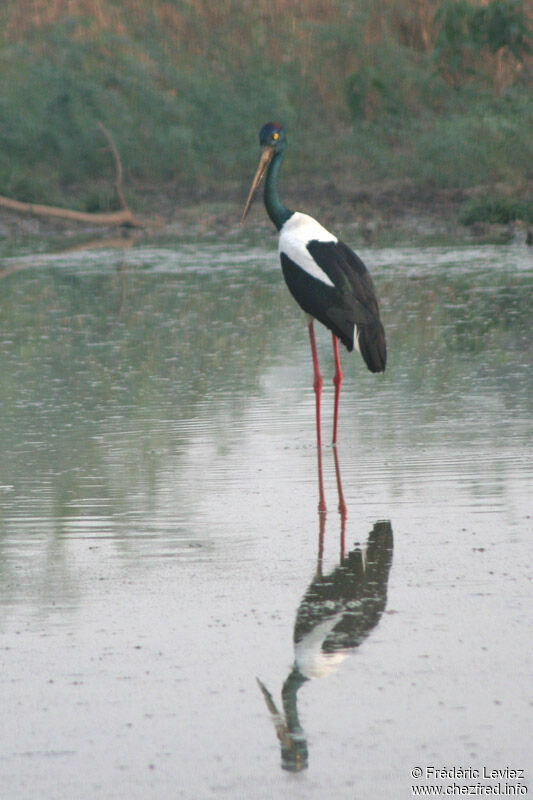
[0,1,531,211]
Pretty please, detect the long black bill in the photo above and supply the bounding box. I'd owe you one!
[241,145,275,222]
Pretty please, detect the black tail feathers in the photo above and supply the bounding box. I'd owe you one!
[358,321,387,373]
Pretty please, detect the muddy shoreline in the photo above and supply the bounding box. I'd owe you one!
[0,182,531,251]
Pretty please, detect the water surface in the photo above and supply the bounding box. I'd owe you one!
[0,239,531,799]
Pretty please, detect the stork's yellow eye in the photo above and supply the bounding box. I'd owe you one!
[272,132,279,140]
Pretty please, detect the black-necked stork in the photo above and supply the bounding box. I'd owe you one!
[242,122,386,451]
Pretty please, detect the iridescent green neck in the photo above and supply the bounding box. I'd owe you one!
[264,150,292,231]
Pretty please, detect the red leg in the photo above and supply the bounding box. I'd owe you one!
[316,498,326,578]
[309,320,323,449]
[332,335,343,445]
[309,320,326,513]
[333,443,347,527]
[316,435,327,515]
[339,511,346,563]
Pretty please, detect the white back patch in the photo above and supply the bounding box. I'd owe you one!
[279,212,336,287]
[294,613,349,678]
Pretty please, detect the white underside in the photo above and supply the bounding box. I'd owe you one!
[279,212,336,288]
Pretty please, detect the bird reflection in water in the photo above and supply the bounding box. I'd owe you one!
[257,516,393,772]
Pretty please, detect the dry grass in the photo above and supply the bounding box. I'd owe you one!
[0,0,531,207]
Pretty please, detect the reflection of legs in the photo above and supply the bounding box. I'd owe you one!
[332,335,343,445]
[309,320,326,513]
[318,451,346,569]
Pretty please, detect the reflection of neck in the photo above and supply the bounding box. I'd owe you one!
[264,151,292,231]
[281,666,308,734]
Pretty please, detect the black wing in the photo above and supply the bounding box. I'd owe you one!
[281,238,386,372]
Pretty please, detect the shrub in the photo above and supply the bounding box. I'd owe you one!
[459,197,533,225]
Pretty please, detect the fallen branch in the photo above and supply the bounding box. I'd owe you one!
[0,194,141,226]
[0,123,143,228]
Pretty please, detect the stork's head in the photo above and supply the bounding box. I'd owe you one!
[259,121,287,151]
[241,122,287,222]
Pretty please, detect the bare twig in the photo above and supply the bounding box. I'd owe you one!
[0,122,143,228]
[97,120,129,212]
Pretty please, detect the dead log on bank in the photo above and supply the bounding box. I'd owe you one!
[0,122,143,228]
[0,194,141,226]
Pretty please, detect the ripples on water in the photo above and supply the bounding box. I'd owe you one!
[1,241,531,562]
[0,239,531,799]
